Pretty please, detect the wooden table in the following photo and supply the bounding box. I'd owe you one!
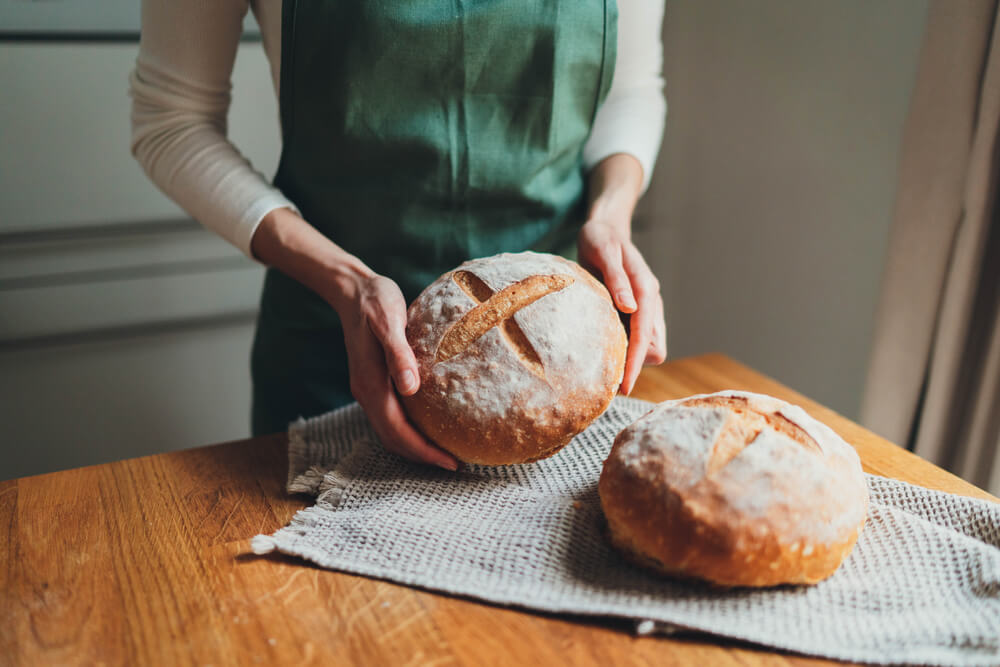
[2,354,996,666]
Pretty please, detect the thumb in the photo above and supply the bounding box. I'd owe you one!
[366,304,420,396]
[383,327,420,396]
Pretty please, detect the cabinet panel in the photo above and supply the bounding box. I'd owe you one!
[0,320,258,480]
[0,40,283,478]
[0,42,281,232]
[0,222,243,281]
[0,223,263,345]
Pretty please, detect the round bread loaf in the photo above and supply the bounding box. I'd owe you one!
[599,391,868,587]
[402,252,627,465]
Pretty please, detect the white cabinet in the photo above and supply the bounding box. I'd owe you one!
[0,42,280,479]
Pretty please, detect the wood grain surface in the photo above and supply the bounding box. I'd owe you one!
[2,354,995,666]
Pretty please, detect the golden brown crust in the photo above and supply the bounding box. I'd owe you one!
[598,391,869,587]
[402,252,627,465]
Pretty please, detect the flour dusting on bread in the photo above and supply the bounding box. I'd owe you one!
[404,252,627,465]
[600,390,869,587]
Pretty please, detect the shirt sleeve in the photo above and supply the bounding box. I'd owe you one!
[129,0,295,260]
[583,0,667,193]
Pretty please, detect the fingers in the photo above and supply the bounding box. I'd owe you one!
[362,277,420,396]
[347,334,458,471]
[580,220,667,394]
[645,295,668,364]
[621,312,645,396]
[581,228,637,313]
[345,276,457,470]
[369,388,459,471]
[596,243,638,313]
[619,244,667,395]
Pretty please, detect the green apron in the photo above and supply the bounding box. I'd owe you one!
[251,0,618,435]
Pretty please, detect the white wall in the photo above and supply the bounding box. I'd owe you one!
[636,0,928,418]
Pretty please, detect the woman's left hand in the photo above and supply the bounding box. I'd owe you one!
[578,217,667,395]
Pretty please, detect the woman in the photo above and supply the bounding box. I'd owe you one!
[131,0,667,470]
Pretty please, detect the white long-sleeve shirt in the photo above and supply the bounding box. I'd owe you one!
[130,0,666,259]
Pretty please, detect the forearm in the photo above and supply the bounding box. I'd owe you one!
[251,207,373,314]
[130,0,296,258]
[252,207,456,470]
[583,0,666,193]
[586,153,645,233]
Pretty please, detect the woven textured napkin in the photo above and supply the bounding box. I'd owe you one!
[252,397,1000,666]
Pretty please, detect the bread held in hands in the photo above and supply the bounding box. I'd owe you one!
[403,252,627,465]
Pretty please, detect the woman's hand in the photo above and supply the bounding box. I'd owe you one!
[579,219,666,395]
[579,154,667,395]
[252,207,458,470]
[337,272,459,471]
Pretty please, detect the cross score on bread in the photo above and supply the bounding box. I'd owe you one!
[404,252,627,465]
[687,396,824,475]
[435,270,574,379]
[598,390,867,587]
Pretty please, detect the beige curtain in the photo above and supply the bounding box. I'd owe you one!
[861,0,1000,495]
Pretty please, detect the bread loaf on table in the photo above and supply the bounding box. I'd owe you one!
[403,252,627,465]
[599,391,869,587]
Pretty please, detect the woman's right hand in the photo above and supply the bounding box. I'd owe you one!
[337,272,459,471]
[251,207,458,471]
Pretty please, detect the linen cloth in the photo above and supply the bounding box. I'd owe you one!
[252,397,1000,665]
